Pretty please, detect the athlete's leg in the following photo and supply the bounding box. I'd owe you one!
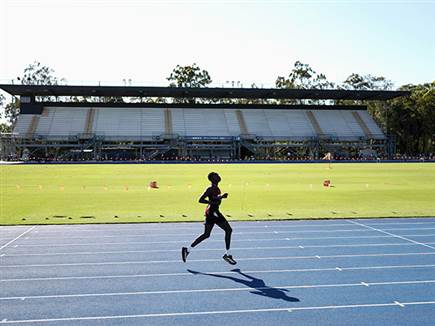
[216,214,236,265]
[190,223,214,248]
[216,214,232,250]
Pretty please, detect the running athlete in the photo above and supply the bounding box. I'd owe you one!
[182,172,237,265]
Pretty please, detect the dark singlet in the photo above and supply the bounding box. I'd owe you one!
[204,185,221,216]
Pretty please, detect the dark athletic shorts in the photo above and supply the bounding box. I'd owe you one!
[205,209,226,225]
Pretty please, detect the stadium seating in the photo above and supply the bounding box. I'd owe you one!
[43,107,87,137]
[92,107,164,139]
[13,114,33,134]
[314,110,364,140]
[13,107,385,140]
[357,111,385,139]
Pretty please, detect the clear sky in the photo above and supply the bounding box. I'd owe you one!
[1,0,434,89]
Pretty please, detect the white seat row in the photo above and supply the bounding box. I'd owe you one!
[13,107,385,140]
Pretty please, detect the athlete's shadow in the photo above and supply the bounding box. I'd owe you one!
[188,268,300,302]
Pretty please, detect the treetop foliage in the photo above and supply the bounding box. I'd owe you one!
[0,61,433,154]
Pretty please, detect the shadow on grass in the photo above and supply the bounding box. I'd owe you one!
[188,268,300,302]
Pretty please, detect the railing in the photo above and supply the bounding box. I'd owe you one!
[1,132,387,143]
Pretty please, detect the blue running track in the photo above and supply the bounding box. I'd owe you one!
[1,218,435,325]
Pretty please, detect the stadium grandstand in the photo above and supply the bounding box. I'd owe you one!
[0,85,409,161]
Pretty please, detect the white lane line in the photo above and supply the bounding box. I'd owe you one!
[2,252,435,268]
[2,301,435,323]
[11,233,435,247]
[0,224,359,234]
[383,227,435,231]
[365,221,435,226]
[0,239,26,242]
[6,229,376,241]
[11,220,435,234]
[16,227,435,241]
[0,227,36,251]
[3,242,427,257]
[394,301,405,307]
[348,220,435,250]
[2,263,435,282]
[1,279,434,301]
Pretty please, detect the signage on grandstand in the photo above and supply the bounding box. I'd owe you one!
[186,136,234,141]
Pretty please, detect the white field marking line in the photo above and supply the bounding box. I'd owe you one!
[5,242,430,257]
[0,227,32,232]
[16,220,435,234]
[9,222,357,230]
[16,224,356,233]
[366,222,435,226]
[2,279,435,301]
[2,263,435,283]
[382,227,435,231]
[4,228,378,240]
[11,233,435,247]
[0,239,23,242]
[2,301,435,323]
[16,227,435,241]
[348,220,435,251]
[0,227,36,251]
[1,252,435,268]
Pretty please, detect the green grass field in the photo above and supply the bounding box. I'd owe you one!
[1,163,434,225]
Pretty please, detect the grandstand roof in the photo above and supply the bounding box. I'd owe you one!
[0,84,409,100]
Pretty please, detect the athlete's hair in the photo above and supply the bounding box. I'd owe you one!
[208,172,219,182]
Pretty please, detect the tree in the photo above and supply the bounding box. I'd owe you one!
[275,76,296,90]
[1,92,18,131]
[0,93,5,120]
[276,61,334,90]
[388,82,435,154]
[167,63,212,88]
[0,123,12,133]
[167,64,212,103]
[342,73,393,91]
[18,61,64,86]
[3,101,20,127]
[339,73,394,132]
[2,62,65,127]
[341,73,434,154]
[0,93,12,132]
[275,61,334,104]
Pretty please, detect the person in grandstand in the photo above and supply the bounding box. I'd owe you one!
[182,172,236,265]
[322,152,333,168]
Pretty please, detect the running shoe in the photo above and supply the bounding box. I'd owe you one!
[223,254,237,265]
[182,247,189,262]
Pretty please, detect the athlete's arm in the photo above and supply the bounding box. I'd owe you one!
[199,188,211,204]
